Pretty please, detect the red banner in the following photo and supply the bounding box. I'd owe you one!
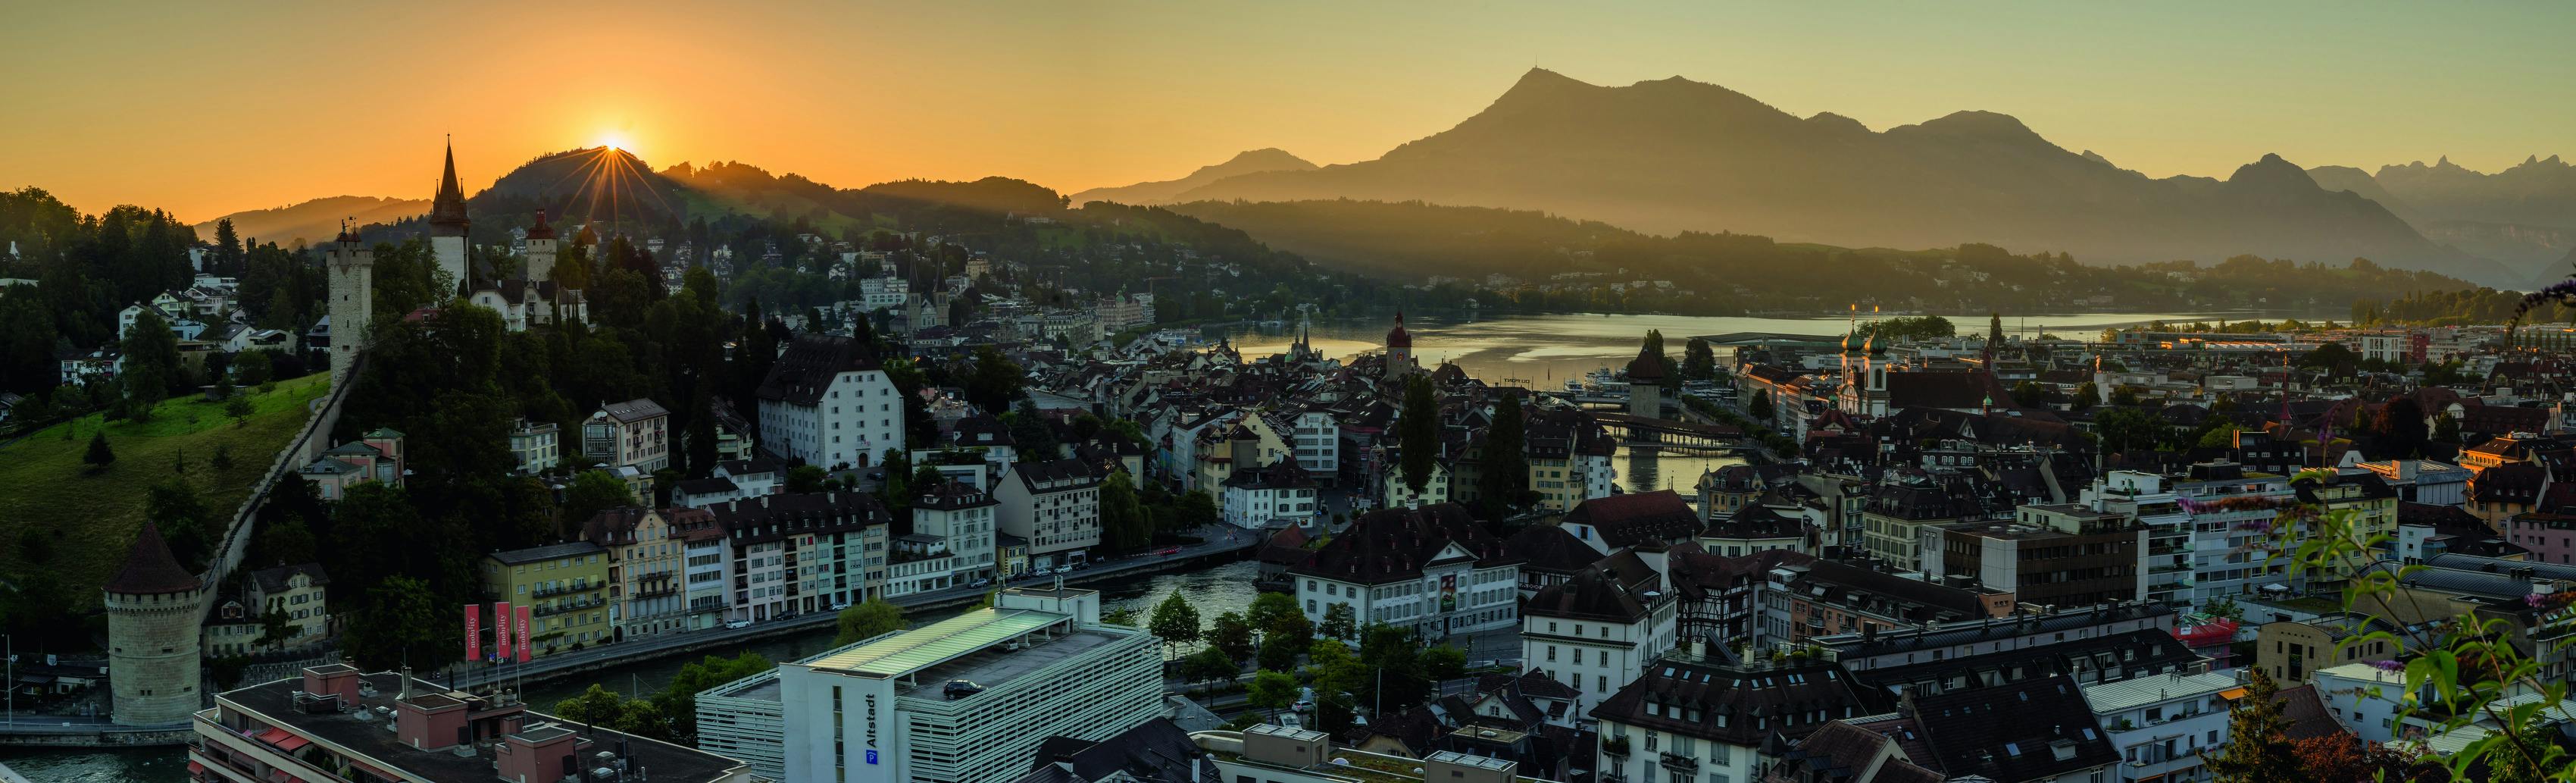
[464,604,480,662]
[515,604,533,662]
[492,602,512,662]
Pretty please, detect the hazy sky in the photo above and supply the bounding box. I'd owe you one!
[5,1,2569,222]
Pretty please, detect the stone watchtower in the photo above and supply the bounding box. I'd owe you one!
[427,140,473,293]
[104,521,208,726]
[524,208,558,282]
[1626,343,1666,418]
[326,225,374,380]
[1383,311,1415,379]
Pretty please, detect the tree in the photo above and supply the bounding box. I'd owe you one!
[1101,607,1142,628]
[1397,374,1438,493]
[1149,593,1202,654]
[961,344,1027,414]
[2073,381,2099,409]
[2299,342,2359,372]
[2201,667,2298,783]
[1748,389,1774,421]
[252,606,295,649]
[120,308,180,418]
[1099,471,1152,553]
[343,576,452,670]
[1208,611,1257,662]
[1008,399,1061,459]
[1422,644,1467,682]
[2093,406,2168,456]
[1257,637,1304,671]
[2374,396,2428,458]
[147,478,214,569]
[833,598,905,645]
[1170,490,1218,531]
[1247,669,1301,711]
[560,469,635,528]
[1474,392,1530,518]
[786,464,829,493]
[1320,603,1358,640]
[1248,592,1313,647]
[1681,337,1717,381]
[224,395,255,424]
[83,431,114,471]
[1639,330,1678,388]
[1180,647,1238,684]
[651,651,771,744]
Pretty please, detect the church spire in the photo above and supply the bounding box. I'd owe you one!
[429,137,470,230]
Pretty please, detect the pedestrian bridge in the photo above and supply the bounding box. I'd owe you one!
[1590,412,1746,448]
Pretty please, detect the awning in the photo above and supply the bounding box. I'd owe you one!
[254,727,311,751]
[187,761,205,774]
[2218,686,2251,701]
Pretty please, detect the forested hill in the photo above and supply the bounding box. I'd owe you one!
[1165,198,2485,315]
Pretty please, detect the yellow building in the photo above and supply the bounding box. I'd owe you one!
[481,541,612,657]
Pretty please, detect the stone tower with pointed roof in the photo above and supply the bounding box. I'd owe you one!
[1383,311,1415,379]
[325,223,374,381]
[427,140,472,294]
[524,208,558,282]
[103,521,207,725]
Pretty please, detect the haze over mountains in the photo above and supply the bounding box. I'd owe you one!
[192,195,428,246]
[1127,68,2543,286]
[1068,149,1315,205]
[2309,156,2576,278]
[192,68,2576,290]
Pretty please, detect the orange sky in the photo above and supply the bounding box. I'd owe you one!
[3,2,2569,223]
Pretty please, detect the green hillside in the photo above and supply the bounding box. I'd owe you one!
[0,373,331,597]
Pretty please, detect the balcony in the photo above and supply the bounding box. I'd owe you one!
[1601,737,1630,756]
[531,581,593,598]
[1658,752,1699,772]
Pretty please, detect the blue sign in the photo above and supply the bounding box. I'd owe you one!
[865,750,879,766]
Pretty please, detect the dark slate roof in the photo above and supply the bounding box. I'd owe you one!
[249,562,328,594]
[1011,458,1105,493]
[2276,684,2345,741]
[1589,656,1885,747]
[108,521,202,595]
[599,398,669,423]
[702,491,893,544]
[1564,490,1702,549]
[758,334,883,406]
[1223,459,1316,490]
[1854,628,2202,697]
[1827,603,2175,659]
[1523,562,1655,623]
[1502,525,1599,576]
[1010,718,1218,783]
[916,481,999,511]
[1903,675,2119,782]
[1770,719,1944,783]
[1885,371,2015,410]
[1706,500,1806,540]
[487,540,605,565]
[1287,503,1517,585]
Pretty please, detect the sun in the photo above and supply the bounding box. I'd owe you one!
[596,133,631,153]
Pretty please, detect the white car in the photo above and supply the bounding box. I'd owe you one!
[724,619,752,630]
[830,600,852,611]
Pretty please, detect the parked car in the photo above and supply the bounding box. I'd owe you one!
[830,600,852,611]
[724,619,752,630]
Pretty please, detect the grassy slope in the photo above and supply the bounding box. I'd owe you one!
[0,373,331,595]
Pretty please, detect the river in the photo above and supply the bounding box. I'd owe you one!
[1218,309,2327,385]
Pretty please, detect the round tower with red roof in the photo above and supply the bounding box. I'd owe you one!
[103,521,207,725]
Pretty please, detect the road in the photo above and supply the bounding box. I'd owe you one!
[447,524,1261,689]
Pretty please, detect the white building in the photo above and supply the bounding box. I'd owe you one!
[2082,670,2239,783]
[886,481,1000,597]
[1519,559,1677,710]
[1280,408,1340,480]
[1220,459,1319,530]
[1289,503,1521,642]
[858,276,909,312]
[758,334,907,469]
[752,588,1161,783]
[994,459,1104,571]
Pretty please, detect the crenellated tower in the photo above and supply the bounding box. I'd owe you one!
[103,521,206,725]
[326,223,375,380]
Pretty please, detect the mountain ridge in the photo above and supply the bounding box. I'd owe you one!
[1172,68,2516,287]
[1068,148,1317,205]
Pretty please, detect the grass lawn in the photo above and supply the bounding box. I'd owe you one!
[0,373,332,595]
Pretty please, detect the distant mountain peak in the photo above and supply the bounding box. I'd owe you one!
[1215,148,1315,171]
[2227,153,2320,189]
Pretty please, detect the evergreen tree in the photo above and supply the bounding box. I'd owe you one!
[2202,668,2298,783]
[1474,391,1529,518]
[1397,374,1438,493]
[83,431,115,470]
[120,308,181,418]
[1749,389,1774,421]
[1099,471,1151,553]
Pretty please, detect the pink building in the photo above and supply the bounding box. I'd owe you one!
[2512,512,2576,566]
